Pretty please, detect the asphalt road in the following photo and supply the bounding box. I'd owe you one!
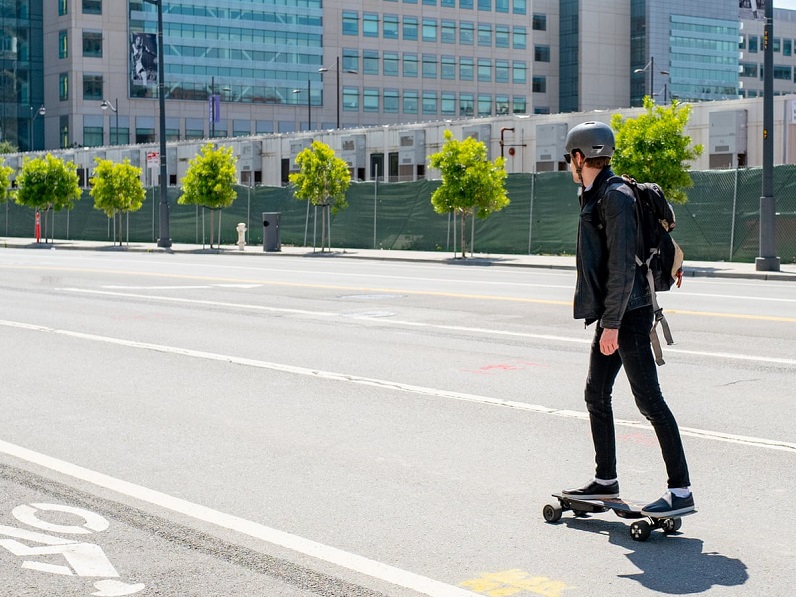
[1,249,794,597]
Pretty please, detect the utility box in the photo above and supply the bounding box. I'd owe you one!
[262,212,281,252]
[709,110,747,169]
[536,123,569,172]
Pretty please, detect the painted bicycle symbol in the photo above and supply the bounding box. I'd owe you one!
[0,502,144,596]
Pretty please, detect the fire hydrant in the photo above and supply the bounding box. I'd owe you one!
[236,222,247,250]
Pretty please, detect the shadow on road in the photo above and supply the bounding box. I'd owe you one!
[561,517,748,594]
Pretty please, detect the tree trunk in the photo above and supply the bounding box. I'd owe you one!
[209,208,215,249]
[320,203,327,252]
[117,212,124,246]
[460,210,467,259]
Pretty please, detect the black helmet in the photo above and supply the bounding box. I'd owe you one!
[565,121,614,159]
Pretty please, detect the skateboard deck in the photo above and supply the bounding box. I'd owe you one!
[543,493,696,541]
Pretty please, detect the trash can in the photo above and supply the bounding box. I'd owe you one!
[262,212,281,252]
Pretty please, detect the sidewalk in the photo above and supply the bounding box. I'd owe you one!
[2,236,795,282]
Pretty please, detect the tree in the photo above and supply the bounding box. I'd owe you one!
[89,158,146,245]
[1,157,13,214]
[428,130,509,258]
[289,140,351,252]
[611,96,703,204]
[15,154,81,242]
[178,143,238,248]
[0,140,18,154]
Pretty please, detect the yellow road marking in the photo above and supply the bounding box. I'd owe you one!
[4,264,796,322]
[461,570,573,597]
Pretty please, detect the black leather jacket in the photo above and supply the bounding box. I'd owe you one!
[574,167,651,328]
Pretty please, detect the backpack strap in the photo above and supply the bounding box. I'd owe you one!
[645,265,675,366]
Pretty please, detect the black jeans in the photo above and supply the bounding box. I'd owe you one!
[585,306,691,489]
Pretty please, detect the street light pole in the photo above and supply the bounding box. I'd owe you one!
[144,0,170,248]
[292,79,311,131]
[101,98,118,145]
[319,57,356,129]
[28,105,45,151]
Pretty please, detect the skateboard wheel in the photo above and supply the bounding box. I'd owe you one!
[661,518,682,534]
[543,504,563,523]
[630,520,652,541]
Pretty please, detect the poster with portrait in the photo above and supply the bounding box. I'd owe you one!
[130,32,158,86]
[739,0,766,21]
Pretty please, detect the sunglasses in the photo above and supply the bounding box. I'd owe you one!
[564,150,579,164]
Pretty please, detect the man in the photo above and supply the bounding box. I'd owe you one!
[561,121,694,517]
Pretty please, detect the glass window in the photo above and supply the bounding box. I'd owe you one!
[82,31,102,57]
[441,92,456,115]
[441,56,456,79]
[363,13,379,37]
[460,22,474,45]
[403,17,418,40]
[422,54,437,78]
[422,18,437,42]
[774,38,781,53]
[403,90,418,114]
[785,39,792,57]
[83,126,103,147]
[740,62,757,77]
[513,26,526,49]
[384,89,399,113]
[513,0,526,14]
[403,53,418,77]
[384,15,399,39]
[83,74,103,100]
[495,95,509,115]
[59,0,68,16]
[478,58,491,82]
[513,95,527,114]
[460,0,473,8]
[384,52,399,76]
[478,24,491,47]
[422,91,437,114]
[773,65,791,80]
[59,73,69,101]
[59,30,68,59]
[441,20,456,43]
[459,57,473,81]
[423,0,437,5]
[363,88,379,112]
[342,11,359,36]
[749,36,758,53]
[495,60,509,82]
[342,49,358,74]
[495,25,509,48]
[459,93,474,116]
[363,50,379,75]
[478,0,491,10]
[513,61,527,84]
[343,86,359,111]
[478,94,491,116]
[495,0,509,12]
[532,13,546,31]
[442,0,455,6]
[82,0,101,14]
[534,45,550,62]
[532,75,545,92]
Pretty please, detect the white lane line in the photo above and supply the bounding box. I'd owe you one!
[60,289,796,367]
[0,439,479,597]
[2,318,795,454]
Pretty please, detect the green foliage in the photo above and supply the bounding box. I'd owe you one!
[178,143,238,210]
[15,153,81,212]
[89,158,146,245]
[0,157,12,204]
[428,130,509,256]
[0,140,18,154]
[289,140,351,214]
[611,97,703,204]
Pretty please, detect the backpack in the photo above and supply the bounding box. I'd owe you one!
[608,175,684,365]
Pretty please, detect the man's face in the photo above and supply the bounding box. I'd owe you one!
[566,151,582,184]
[134,37,143,48]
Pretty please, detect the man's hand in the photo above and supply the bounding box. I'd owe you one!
[600,327,619,355]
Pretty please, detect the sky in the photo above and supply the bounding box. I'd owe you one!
[775,0,796,9]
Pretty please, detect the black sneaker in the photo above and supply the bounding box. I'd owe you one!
[562,480,620,500]
[641,491,695,517]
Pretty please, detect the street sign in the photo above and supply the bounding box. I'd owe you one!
[146,151,159,169]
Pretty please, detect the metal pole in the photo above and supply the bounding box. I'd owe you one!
[336,56,341,129]
[151,0,171,248]
[757,0,780,271]
[650,56,654,100]
[114,98,119,145]
[373,163,378,248]
[308,79,311,131]
[210,76,215,138]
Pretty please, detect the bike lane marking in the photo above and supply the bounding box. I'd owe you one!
[0,439,480,597]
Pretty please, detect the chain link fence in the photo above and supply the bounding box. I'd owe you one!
[3,167,795,263]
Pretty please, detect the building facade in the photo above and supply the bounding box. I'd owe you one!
[2,0,796,155]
